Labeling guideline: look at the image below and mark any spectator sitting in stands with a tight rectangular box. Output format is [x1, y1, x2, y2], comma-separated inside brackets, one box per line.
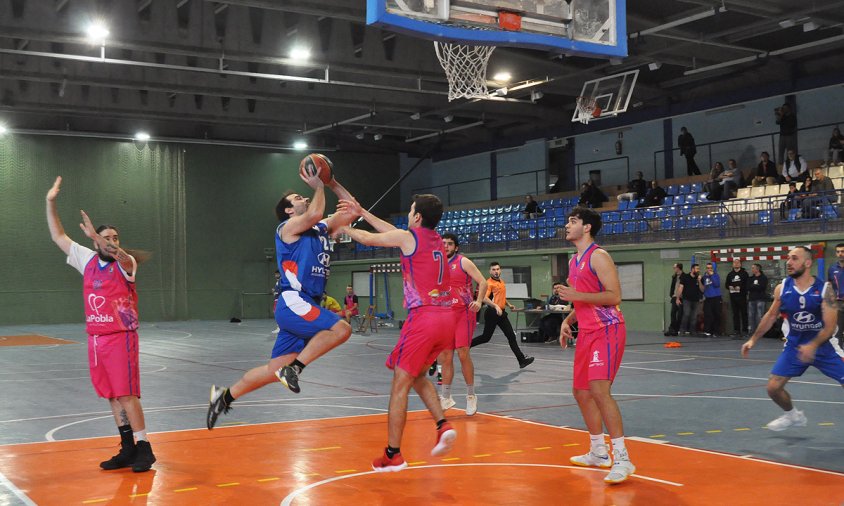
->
[523, 195, 543, 219]
[577, 180, 607, 209]
[636, 180, 667, 208]
[799, 175, 813, 193]
[800, 167, 836, 219]
[824, 127, 844, 167]
[717, 159, 742, 200]
[751, 152, 778, 187]
[779, 182, 800, 219]
[320, 292, 342, 314]
[782, 149, 808, 184]
[616, 171, 647, 203]
[705, 161, 725, 200]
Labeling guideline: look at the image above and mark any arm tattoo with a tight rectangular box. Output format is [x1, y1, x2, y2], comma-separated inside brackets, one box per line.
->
[823, 282, 839, 311]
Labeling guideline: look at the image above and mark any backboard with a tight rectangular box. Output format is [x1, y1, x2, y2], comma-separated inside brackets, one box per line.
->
[572, 69, 638, 123]
[367, 0, 627, 57]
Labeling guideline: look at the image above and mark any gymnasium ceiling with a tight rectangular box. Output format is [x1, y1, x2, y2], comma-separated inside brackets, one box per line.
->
[1, 0, 843, 156]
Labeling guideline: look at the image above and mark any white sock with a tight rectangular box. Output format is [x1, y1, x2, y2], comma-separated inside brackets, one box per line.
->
[467, 384, 475, 397]
[441, 384, 451, 399]
[611, 436, 626, 454]
[589, 433, 607, 455]
[133, 430, 147, 442]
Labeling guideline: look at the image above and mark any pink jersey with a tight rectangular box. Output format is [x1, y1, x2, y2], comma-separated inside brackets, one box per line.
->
[401, 228, 452, 309]
[83, 257, 139, 335]
[447, 254, 473, 307]
[567, 242, 624, 332]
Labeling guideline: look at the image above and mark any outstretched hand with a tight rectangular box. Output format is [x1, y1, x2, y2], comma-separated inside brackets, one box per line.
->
[300, 165, 324, 189]
[46, 176, 62, 201]
[79, 210, 117, 256]
[337, 198, 363, 218]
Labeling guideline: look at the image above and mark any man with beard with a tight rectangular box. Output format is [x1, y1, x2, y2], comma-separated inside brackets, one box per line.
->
[46, 176, 156, 473]
[558, 207, 635, 484]
[436, 233, 487, 416]
[741, 247, 844, 431]
[470, 262, 535, 369]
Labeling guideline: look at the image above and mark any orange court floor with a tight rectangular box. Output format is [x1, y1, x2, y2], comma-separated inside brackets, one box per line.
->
[1, 411, 842, 506]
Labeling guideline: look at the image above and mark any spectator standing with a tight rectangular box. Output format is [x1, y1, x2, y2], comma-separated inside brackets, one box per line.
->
[700, 262, 722, 337]
[664, 263, 684, 337]
[726, 259, 749, 337]
[747, 263, 769, 334]
[677, 264, 702, 335]
[782, 149, 808, 184]
[775, 103, 798, 167]
[678, 127, 701, 176]
[751, 152, 778, 187]
[636, 180, 667, 208]
[800, 167, 836, 219]
[616, 171, 647, 203]
[824, 127, 843, 167]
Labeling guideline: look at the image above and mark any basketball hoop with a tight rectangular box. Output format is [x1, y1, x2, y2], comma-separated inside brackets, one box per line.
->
[434, 41, 496, 101]
[575, 95, 602, 124]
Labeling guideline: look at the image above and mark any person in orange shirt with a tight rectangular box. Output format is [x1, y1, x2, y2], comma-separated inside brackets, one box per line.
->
[469, 262, 535, 369]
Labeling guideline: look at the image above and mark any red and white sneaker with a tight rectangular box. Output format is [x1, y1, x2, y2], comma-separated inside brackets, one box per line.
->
[431, 422, 457, 457]
[372, 451, 408, 473]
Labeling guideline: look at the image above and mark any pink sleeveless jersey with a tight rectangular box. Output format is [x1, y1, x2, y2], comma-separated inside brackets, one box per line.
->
[401, 228, 452, 309]
[567, 243, 624, 332]
[448, 254, 473, 307]
[83, 257, 139, 335]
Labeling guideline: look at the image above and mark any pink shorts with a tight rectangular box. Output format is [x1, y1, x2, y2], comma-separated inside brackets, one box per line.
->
[387, 306, 456, 376]
[450, 306, 477, 349]
[573, 324, 626, 390]
[88, 331, 141, 399]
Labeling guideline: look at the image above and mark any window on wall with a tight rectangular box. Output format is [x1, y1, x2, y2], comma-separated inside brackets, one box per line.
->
[616, 262, 644, 301]
[500, 266, 532, 299]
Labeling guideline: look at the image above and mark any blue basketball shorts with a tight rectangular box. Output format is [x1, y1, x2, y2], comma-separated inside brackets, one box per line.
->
[272, 291, 341, 358]
[771, 340, 844, 384]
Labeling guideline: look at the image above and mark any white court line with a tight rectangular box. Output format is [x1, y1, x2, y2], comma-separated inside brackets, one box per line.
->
[43, 403, 388, 441]
[0, 470, 36, 506]
[479, 412, 844, 477]
[622, 358, 696, 365]
[280, 462, 682, 505]
[620, 364, 844, 387]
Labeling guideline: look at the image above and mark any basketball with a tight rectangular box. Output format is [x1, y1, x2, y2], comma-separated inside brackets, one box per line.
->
[299, 153, 334, 184]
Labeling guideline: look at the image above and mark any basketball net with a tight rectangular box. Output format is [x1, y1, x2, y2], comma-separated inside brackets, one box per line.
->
[434, 41, 496, 101]
[576, 95, 601, 124]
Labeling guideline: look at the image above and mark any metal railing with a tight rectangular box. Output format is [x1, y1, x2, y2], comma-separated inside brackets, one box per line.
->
[410, 168, 548, 206]
[332, 190, 844, 261]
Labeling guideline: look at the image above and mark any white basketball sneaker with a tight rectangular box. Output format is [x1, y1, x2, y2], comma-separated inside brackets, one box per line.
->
[604, 448, 636, 484]
[440, 396, 456, 411]
[766, 410, 807, 431]
[570, 446, 612, 469]
[465, 395, 478, 416]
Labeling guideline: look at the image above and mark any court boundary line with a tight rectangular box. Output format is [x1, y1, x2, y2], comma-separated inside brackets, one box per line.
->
[0, 470, 36, 506]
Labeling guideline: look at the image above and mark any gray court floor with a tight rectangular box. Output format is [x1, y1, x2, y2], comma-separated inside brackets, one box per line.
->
[1, 319, 843, 502]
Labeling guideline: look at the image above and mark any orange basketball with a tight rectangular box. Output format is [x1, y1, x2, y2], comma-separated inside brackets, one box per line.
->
[299, 153, 334, 184]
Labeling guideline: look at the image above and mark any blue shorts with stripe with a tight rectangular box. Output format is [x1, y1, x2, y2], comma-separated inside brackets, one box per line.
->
[272, 291, 340, 358]
[771, 340, 844, 383]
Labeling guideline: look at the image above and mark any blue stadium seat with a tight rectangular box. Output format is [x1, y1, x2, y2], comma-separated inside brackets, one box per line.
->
[685, 193, 699, 204]
[678, 184, 689, 195]
[612, 222, 623, 234]
[786, 208, 800, 221]
[753, 210, 773, 225]
[667, 184, 679, 196]
[618, 200, 630, 210]
[642, 208, 656, 219]
[661, 218, 674, 230]
[663, 196, 674, 206]
[821, 205, 839, 219]
[691, 182, 703, 194]
[673, 195, 686, 205]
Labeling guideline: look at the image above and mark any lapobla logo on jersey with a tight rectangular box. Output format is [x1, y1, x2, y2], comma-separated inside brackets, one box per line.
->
[87, 294, 114, 323]
[790, 310, 822, 331]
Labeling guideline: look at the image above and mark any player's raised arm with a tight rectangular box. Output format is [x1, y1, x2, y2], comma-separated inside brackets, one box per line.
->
[337, 198, 396, 233]
[342, 225, 416, 255]
[282, 170, 327, 240]
[45, 176, 73, 255]
[742, 283, 783, 357]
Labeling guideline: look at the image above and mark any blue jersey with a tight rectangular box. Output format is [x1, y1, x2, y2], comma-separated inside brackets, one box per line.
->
[779, 276, 828, 345]
[275, 220, 331, 301]
[827, 263, 844, 300]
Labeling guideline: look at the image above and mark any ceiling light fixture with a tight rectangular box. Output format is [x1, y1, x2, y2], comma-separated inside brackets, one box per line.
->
[134, 131, 150, 141]
[0, 124, 7, 135]
[373, 134, 383, 141]
[289, 47, 311, 61]
[86, 21, 109, 43]
[492, 71, 512, 81]
[293, 140, 308, 150]
[443, 115, 454, 123]
[648, 62, 662, 71]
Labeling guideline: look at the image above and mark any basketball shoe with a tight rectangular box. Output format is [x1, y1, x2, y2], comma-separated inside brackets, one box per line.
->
[100, 444, 136, 470]
[131, 441, 156, 473]
[465, 395, 478, 416]
[431, 422, 457, 457]
[604, 448, 635, 484]
[766, 409, 807, 431]
[440, 396, 456, 410]
[206, 385, 232, 430]
[275, 365, 301, 393]
[570, 447, 612, 469]
[372, 450, 407, 473]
